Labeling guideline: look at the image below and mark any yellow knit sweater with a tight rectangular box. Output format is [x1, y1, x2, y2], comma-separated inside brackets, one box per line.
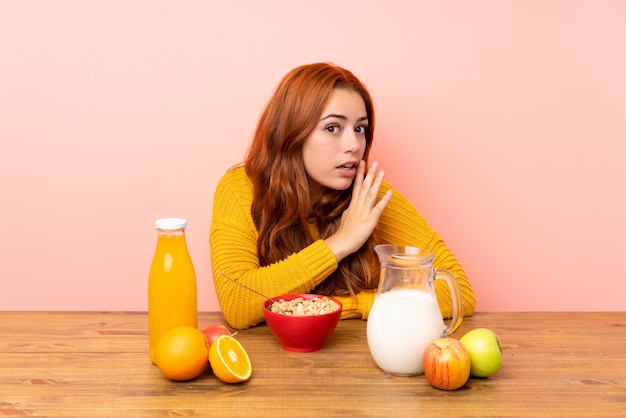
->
[210, 166, 476, 329]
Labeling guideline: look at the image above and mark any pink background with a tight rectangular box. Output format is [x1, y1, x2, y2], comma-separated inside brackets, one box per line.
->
[2, 1, 625, 312]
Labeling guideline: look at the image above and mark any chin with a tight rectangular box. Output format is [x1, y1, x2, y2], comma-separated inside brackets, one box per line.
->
[331, 182, 353, 192]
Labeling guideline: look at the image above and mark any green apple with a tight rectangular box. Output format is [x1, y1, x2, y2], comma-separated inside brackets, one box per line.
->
[459, 328, 503, 377]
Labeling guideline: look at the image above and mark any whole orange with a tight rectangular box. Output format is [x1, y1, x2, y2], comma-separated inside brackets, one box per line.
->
[154, 326, 209, 381]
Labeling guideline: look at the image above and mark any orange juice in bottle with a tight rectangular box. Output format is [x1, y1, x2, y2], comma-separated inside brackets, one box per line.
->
[148, 218, 197, 364]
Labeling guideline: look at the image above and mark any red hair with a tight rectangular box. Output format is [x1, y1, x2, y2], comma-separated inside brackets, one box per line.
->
[244, 63, 379, 296]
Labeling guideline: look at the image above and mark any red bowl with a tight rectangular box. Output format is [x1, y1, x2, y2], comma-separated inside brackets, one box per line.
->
[263, 294, 342, 352]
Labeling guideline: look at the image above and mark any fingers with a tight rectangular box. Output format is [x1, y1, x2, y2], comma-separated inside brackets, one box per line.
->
[326, 160, 392, 262]
[353, 160, 386, 204]
[351, 160, 366, 194]
[375, 189, 393, 212]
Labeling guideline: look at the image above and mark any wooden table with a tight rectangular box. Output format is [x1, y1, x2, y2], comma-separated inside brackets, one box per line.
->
[1, 311, 625, 417]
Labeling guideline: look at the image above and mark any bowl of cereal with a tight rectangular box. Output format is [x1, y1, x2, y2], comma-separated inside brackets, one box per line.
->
[263, 294, 342, 352]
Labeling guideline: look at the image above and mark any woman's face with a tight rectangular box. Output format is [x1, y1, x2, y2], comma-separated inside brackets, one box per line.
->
[302, 88, 368, 202]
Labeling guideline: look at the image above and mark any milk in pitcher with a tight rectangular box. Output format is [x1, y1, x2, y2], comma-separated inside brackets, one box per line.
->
[366, 288, 444, 375]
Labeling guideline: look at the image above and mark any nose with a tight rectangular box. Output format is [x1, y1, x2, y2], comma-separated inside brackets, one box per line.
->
[342, 130, 362, 153]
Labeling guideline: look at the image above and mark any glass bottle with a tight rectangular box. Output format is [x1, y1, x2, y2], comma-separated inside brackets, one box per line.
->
[148, 218, 197, 364]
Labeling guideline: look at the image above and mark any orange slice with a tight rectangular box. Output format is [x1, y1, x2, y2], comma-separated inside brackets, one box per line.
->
[208, 334, 252, 383]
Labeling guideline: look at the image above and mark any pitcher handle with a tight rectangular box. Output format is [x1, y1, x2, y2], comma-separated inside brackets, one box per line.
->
[434, 268, 464, 337]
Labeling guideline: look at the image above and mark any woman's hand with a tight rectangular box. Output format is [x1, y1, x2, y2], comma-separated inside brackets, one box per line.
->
[324, 160, 392, 262]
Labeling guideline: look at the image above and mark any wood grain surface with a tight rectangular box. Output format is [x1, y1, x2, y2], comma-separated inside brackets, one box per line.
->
[1, 311, 625, 417]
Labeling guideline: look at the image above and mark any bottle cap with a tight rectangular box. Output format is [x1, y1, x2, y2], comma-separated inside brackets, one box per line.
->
[155, 218, 187, 230]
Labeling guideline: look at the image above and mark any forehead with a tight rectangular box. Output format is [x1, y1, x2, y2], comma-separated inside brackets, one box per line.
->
[322, 88, 367, 116]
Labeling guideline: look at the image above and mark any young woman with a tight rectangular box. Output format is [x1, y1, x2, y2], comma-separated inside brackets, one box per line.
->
[210, 63, 476, 329]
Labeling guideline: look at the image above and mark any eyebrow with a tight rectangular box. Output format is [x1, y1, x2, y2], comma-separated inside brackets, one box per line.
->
[320, 114, 369, 122]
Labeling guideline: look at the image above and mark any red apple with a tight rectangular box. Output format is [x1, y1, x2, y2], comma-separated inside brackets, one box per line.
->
[202, 324, 231, 346]
[422, 337, 471, 390]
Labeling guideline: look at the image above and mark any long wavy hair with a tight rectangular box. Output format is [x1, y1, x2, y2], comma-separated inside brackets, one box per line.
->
[244, 63, 380, 297]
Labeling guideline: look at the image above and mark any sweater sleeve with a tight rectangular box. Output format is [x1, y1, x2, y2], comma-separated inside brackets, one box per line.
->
[333, 291, 377, 320]
[209, 168, 338, 329]
[374, 182, 476, 318]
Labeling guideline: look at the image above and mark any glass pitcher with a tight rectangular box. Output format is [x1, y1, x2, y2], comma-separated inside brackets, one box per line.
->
[366, 245, 463, 376]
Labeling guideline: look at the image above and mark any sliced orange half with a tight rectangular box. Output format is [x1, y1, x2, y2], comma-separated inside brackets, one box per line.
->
[209, 334, 252, 383]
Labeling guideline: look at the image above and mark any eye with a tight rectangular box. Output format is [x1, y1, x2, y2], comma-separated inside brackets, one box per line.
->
[325, 124, 341, 134]
[355, 124, 368, 135]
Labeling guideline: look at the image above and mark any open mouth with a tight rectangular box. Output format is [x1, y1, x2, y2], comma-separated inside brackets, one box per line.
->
[337, 163, 356, 170]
